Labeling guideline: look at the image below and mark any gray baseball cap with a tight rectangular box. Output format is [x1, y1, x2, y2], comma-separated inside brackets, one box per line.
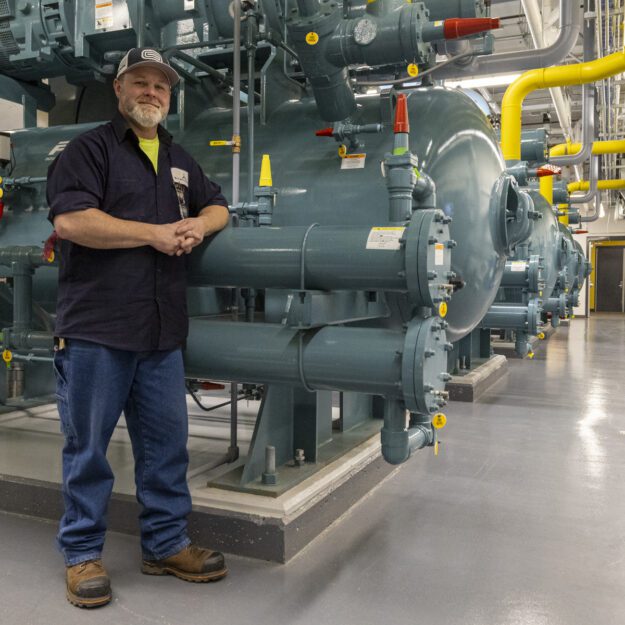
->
[116, 47, 180, 87]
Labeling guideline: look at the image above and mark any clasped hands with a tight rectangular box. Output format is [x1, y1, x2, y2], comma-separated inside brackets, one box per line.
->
[153, 217, 206, 256]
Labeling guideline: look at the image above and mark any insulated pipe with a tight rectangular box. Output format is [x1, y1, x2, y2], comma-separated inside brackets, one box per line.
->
[501, 49, 625, 162]
[549, 15, 596, 167]
[550, 139, 625, 157]
[185, 321, 413, 398]
[381, 399, 433, 466]
[190, 214, 451, 308]
[480, 301, 542, 335]
[580, 193, 601, 222]
[568, 154, 599, 205]
[568, 179, 625, 192]
[500, 256, 543, 292]
[432, 0, 580, 80]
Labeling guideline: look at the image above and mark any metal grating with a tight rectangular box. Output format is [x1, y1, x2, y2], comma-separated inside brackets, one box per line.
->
[0, 0, 12, 19]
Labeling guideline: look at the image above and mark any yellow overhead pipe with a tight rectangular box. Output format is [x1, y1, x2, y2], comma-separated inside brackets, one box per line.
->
[501, 49, 625, 162]
[550, 140, 625, 157]
[567, 179, 625, 192]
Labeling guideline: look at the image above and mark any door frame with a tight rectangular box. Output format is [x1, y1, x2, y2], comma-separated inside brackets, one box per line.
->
[587, 237, 625, 314]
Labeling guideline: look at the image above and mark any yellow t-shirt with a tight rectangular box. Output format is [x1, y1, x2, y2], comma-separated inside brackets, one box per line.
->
[138, 135, 159, 173]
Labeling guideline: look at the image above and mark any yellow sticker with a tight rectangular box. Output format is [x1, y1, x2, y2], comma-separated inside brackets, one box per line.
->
[2, 349, 12, 363]
[47, 250, 55, 263]
[407, 63, 419, 78]
[209, 140, 230, 146]
[306, 32, 319, 45]
[432, 413, 447, 430]
[338, 144, 347, 158]
[438, 301, 447, 318]
[0, 188, 4, 199]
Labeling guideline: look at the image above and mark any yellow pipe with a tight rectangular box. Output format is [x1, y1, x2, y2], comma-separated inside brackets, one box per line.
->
[550, 140, 625, 157]
[557, 203, 569, 226]
[567, 179, 625, 192]
[501, 49, 625, 161]
[539, 175, 554, 204]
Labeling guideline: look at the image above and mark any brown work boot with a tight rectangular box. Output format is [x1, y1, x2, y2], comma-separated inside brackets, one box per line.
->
[142, 544, 227, 582]
[66, 559, 111, 608]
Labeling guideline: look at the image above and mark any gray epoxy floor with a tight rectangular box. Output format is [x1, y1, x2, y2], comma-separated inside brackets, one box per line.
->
[2, 315, 625, 625]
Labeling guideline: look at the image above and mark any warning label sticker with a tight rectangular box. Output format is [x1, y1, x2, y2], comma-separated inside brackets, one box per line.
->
[366, 227, 405, 250]
[341, 154, 366, 170]
[435, 242, 445, 266]
[95, 1, 113, 29]
[510, 261, 526, 272]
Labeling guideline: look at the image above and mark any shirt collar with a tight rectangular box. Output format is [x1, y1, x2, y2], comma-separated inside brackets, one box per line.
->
[112, 111, 172, 146]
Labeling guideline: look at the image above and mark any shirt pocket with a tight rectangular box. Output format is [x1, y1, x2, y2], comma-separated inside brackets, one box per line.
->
[105, 177, 147, 220]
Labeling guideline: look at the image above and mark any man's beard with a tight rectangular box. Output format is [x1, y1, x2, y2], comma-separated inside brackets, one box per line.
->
[126, 101, 165, 128]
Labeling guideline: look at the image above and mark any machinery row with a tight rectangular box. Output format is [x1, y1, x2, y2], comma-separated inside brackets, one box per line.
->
[0, 0, 604, 491]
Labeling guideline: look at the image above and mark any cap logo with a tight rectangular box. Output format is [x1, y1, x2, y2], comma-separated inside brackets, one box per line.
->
[141, 49, 163, 63]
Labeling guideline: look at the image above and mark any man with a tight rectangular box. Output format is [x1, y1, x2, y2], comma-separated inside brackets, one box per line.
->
[46, 47, 230, 609]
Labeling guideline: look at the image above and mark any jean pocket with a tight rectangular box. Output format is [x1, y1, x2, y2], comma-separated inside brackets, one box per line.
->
[53, 351, 68, 399]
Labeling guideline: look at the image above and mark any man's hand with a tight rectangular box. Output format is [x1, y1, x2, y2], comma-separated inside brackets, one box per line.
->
[150, 223, 186, 256]
[175, 218, 206, 256]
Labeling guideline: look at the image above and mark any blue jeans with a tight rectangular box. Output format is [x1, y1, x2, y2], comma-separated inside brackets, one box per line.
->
[54, 339, 191, 566]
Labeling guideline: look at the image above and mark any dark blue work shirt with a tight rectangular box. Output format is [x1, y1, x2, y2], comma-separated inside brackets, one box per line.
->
[47, 112, 228, 352]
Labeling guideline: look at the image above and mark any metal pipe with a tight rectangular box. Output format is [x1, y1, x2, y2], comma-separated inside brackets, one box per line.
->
[568, 179, 625, 192]
[381, 398, 433, 465]
[136, 0, 145, 48]
[11, 263, 32, 333]
[501, 49, 625, 162]
[550, 10, 596, 167]
[232, 0, 242, 207]
[167, 50, 235, 89]
[185, 321, 405, 398]
[246, 12, 257, 203]
[432, 0, 580, 80]
[190, 221, 436, 297]
[569, 154, 599, 204]
[260, 45, 277, 125]
[580, 192, 601, 222]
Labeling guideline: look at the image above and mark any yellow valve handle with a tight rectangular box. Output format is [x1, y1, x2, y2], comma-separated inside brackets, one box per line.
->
[434, 440, 440, 456]
[338, 144, 347, 158]
[528, 351, 535, 360]
[538, 332, 545, 340]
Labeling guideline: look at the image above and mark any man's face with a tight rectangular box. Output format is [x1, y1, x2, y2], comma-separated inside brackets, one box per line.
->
[114, 66, 171, 130]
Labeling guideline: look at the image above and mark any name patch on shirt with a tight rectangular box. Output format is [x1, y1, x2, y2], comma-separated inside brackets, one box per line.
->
[171, 167, 189, 218]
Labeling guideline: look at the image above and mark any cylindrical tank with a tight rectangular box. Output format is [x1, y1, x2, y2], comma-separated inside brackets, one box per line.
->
[180, 89, 511, 342]
[524, 190, 565, 299]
